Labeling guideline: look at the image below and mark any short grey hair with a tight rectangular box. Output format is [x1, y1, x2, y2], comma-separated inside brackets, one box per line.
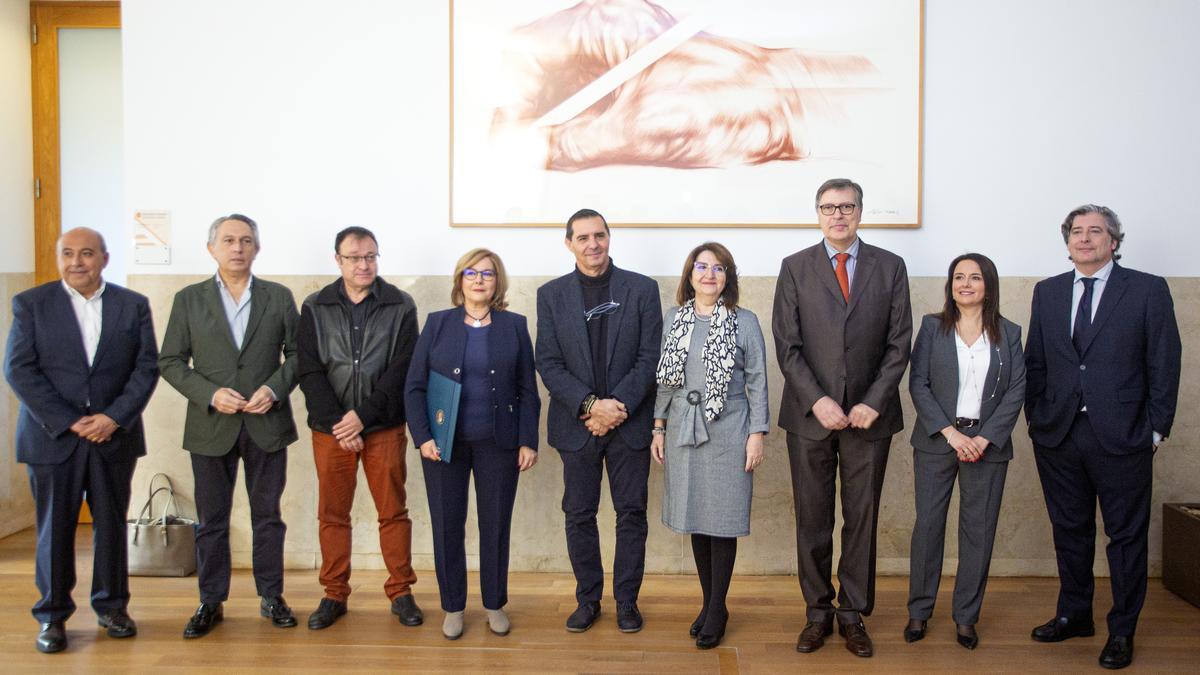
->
[207, 213, 260, 247]
[1060, 204, 1123, 261]
[815, 178, 864, 210]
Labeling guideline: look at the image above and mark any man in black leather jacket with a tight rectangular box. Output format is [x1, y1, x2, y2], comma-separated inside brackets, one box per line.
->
[297, 226, 423, 630]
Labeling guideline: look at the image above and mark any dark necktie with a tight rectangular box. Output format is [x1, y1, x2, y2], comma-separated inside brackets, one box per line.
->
[834, 253, 851, 302]
[1072, 277, 1096, 356]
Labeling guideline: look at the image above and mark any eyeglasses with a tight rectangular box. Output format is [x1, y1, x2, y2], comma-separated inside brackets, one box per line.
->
[693, 262, 727, 275]
[584, 299, 620, 322]
[338, 253, 379, 265]
[818, 203, 858, 216]
[462, 268, 496, 281]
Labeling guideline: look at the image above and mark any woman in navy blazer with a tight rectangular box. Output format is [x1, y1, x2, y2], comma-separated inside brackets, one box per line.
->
[904, 253, 1026, 651]
[404, 248, 539, 640]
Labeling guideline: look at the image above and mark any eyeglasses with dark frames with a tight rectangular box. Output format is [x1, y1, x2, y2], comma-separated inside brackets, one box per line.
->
[462, 268, 497, 281]
[337, 253, 379, 265]
[818, 203, 859, 216]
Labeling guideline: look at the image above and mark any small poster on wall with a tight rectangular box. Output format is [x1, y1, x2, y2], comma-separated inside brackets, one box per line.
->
[133, 209, 171, 264]
[451, 0, 923, 228]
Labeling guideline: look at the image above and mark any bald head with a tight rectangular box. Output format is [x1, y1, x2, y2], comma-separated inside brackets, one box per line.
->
[57, 227, 109, 297]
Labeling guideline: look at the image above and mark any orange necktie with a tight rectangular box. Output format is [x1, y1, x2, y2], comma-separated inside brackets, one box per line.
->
[834, 252, 851, 302]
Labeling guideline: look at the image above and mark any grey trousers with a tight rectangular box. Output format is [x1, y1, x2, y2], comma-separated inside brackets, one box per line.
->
[787, 431, 891, 624]
[907, 449, 1008, 626]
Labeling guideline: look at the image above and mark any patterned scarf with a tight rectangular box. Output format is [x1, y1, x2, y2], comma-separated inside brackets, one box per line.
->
[654, 298, 739, 421]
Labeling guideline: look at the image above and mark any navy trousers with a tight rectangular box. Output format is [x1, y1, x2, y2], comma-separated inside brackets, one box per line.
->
[559, 434, 650, 605]
[1034, 412, 1153, 637]
[27, 443, 136, 624]
[190, 426, 288, 604]
[422, 438, 520, 612]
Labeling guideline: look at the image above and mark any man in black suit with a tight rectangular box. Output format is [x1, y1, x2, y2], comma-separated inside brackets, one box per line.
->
[4, 228, 159, 654]
[1025, 204, 1181, 670]
[535, 209, 662, 633]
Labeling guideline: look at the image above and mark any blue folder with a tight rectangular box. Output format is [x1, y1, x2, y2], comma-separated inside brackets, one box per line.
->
[426, 370, 461, 463]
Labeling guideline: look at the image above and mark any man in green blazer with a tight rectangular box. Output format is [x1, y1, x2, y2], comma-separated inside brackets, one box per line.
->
[159, 214, 300, 639]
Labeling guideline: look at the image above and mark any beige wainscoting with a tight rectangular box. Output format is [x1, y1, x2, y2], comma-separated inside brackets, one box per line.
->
[1, 272, 36, 539]
[122, 274, 1199, 577]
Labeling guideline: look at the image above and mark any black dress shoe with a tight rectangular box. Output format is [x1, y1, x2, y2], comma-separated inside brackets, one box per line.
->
[838, 619, 874, 658]
[1031, 615, 1095, 642]
[260, 596, 297, 628]
[1099, 635, 1134, 670]
[391, 594, 424, 626]
[904, 619, 927, 643]
[689, 608, 707, 638]
[565, 602, 601, 633]
[97, 609, 138, 638]
[696, 611, 727, 650]
[183, 603, 224, 639]
[956, 624, 979, 650]
[36, 621, 66, 653]
[617, 602, 643, 633]
[308, 598, 347, 630]
[795, 620, 833, 653]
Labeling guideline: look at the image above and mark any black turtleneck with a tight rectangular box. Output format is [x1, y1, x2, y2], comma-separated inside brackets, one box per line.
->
[576, 261, 614, 397]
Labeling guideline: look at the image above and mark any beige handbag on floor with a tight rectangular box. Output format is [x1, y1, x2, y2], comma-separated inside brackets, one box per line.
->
[127, 473, 197, 577]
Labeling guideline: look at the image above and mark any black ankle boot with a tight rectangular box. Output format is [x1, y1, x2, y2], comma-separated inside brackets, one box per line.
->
[696, 610, 728, 649]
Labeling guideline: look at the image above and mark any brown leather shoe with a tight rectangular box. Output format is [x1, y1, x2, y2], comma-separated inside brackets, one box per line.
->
[838, 619, 874, 657]
[795, 620, 833, 653]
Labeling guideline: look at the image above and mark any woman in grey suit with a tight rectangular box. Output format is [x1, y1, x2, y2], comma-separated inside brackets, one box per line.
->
[651, 242, 770, 650]
[904, 253, 1025, 650]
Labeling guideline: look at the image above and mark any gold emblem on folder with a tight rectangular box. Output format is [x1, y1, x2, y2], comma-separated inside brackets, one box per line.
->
[435, 409, 446, 426]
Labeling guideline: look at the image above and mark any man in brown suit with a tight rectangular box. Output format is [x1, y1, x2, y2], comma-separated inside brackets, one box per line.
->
[772, 178, 912, 658]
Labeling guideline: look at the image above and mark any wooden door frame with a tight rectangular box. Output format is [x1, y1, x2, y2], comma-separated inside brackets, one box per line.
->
[30, 1, 120, 285]
[30, 2, 120, 524]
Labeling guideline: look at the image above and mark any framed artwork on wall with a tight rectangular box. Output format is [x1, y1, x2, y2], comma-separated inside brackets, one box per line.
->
[451, 0, 923, 228]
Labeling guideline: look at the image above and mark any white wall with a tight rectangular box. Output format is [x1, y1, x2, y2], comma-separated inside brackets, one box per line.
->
[122, 0, 1200, 278]
[60, 28, 126, 283]
[0, 0, 34, 538]
[0, 0, 33, 273]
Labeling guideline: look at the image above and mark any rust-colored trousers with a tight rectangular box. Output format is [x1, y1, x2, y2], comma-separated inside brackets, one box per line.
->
[312, 427, 416, 602]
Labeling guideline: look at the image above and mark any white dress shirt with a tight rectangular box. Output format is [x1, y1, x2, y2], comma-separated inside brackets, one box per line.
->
[954, 331, 990, 419]
[63, 280, 105, 367]
[1069, 259, 1113, 336]
[216, 273, 253, 349]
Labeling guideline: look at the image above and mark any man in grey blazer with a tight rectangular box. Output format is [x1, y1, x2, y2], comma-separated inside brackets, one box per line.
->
[159, 214, 301, 638]
[535, 209, 662, 634]
[772, 178, 912, 658]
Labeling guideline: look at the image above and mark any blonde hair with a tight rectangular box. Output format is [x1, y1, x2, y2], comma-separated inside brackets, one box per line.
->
[451, 248, 509, 310]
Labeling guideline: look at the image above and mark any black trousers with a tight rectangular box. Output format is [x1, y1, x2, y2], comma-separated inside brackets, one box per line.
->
[559, 433, 650, 604]
[422, 438, 520, 612]
[787, 430, 891, 624]
[190, 426, 288, 604]
[27, 443, 136, 623]
[1034, 412, 1153, 637]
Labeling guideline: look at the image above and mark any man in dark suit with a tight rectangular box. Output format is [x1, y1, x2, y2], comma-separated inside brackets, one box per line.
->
[535, 208, 662, 633]
[1025, 204, 1181, 670]
[159, 214, 301, 638]
[4, 227, 158, 653]
[772, 178, 912, 658]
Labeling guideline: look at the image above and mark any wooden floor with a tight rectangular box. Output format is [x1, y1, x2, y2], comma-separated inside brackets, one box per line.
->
[1, 528, 1197, 673]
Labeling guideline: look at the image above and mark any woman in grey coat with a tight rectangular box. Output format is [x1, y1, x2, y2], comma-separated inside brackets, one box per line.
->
[651, 242, 770, 650]
[904, 252, 1025, 650]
